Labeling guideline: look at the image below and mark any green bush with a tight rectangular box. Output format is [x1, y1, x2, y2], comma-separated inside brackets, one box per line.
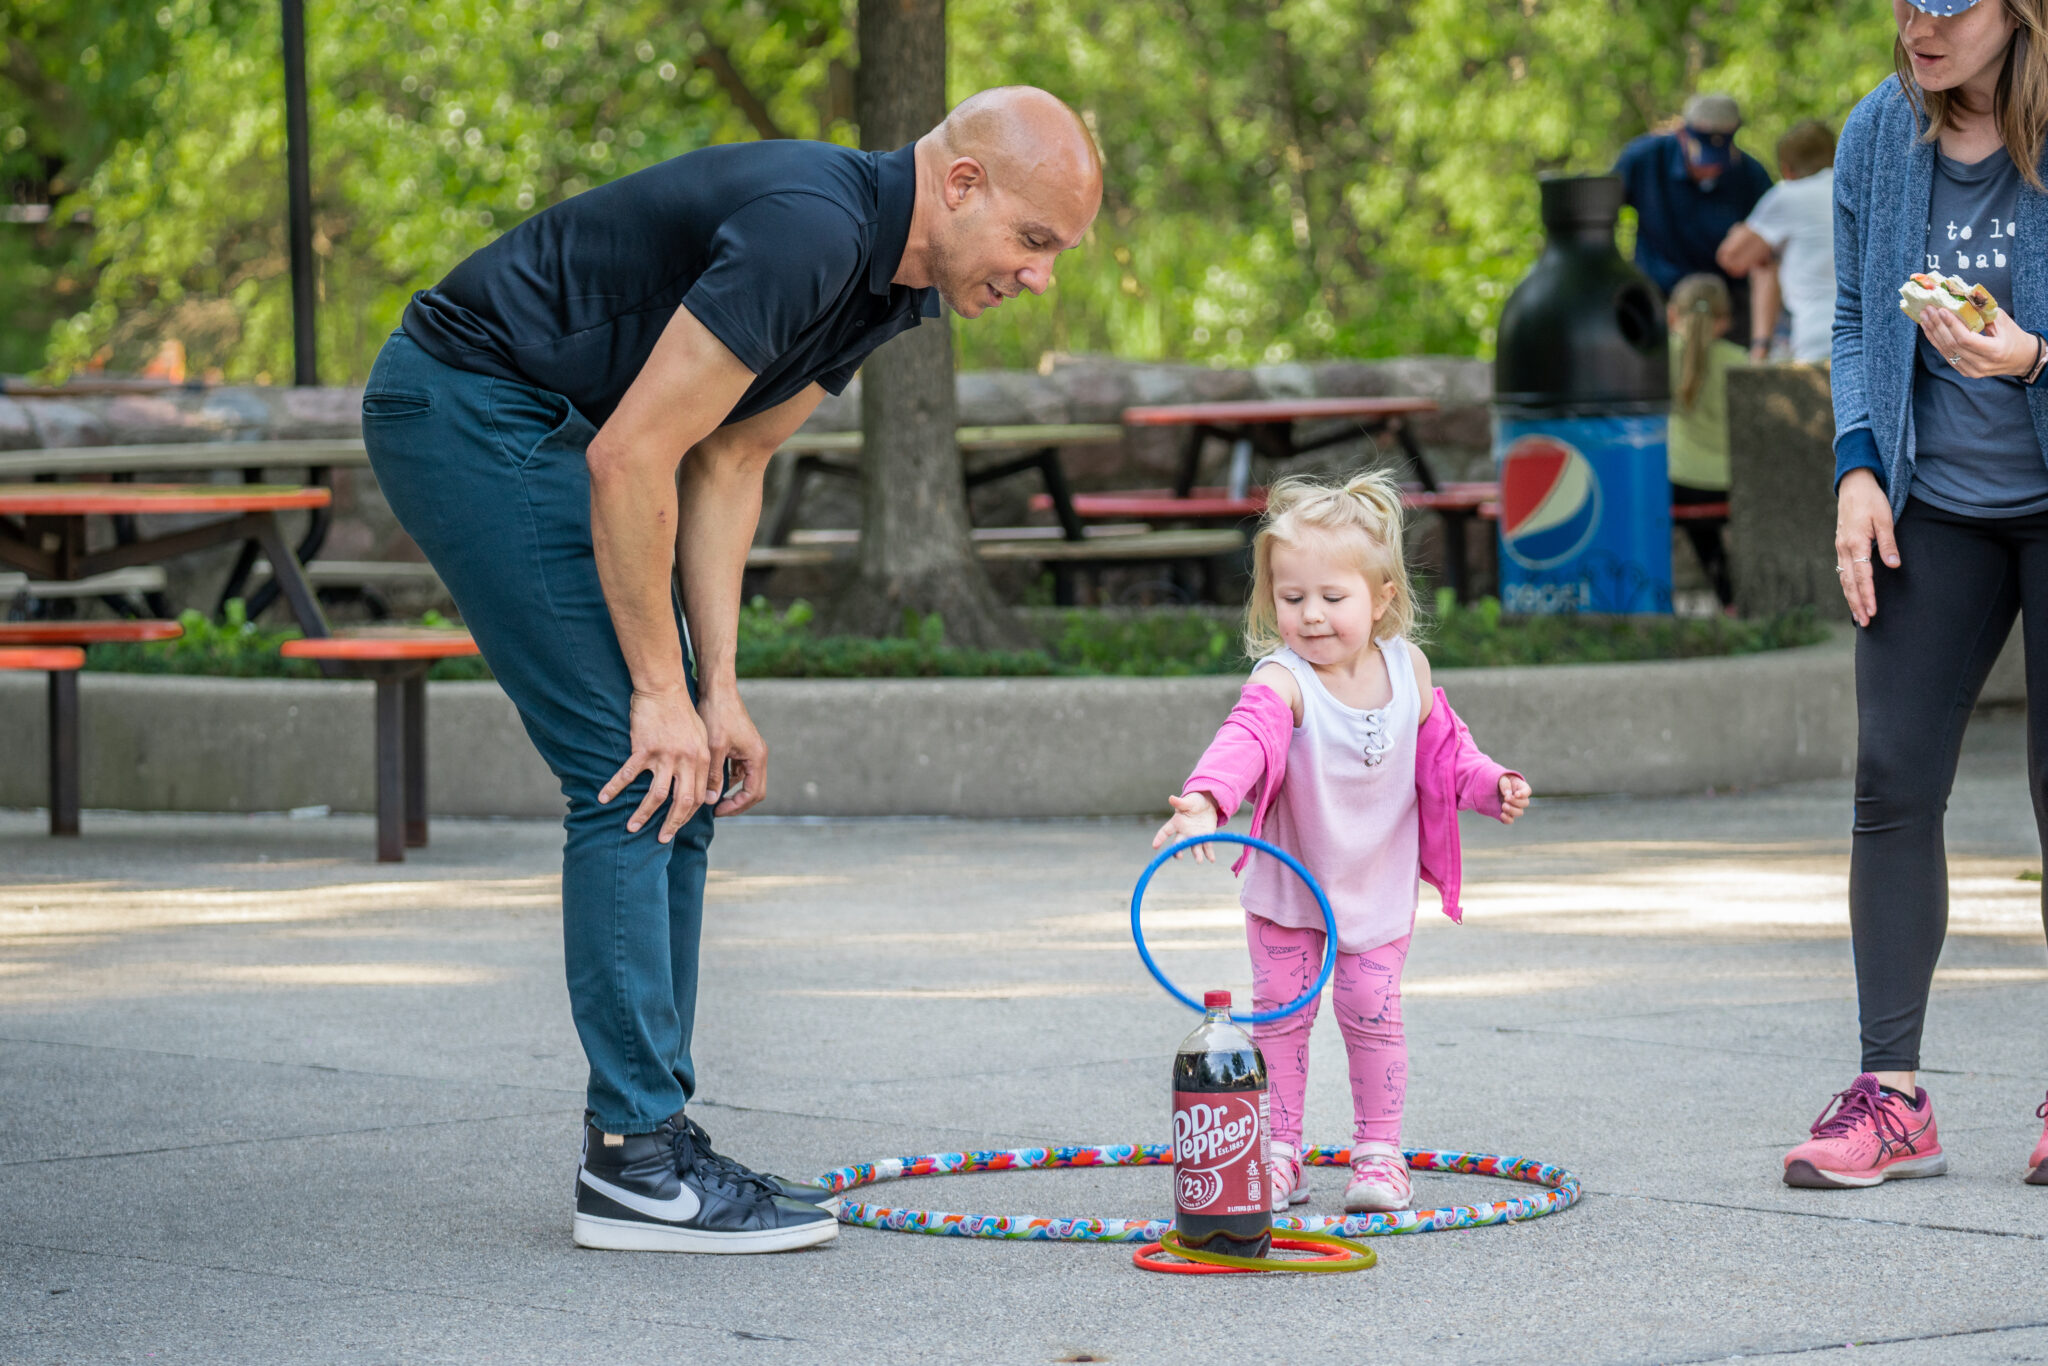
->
[77, 595, 1829, 681]
[81, 601, 492, 681]
[1422, 593, 1830, 669]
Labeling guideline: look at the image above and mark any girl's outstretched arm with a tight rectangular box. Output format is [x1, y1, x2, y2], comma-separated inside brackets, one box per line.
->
[1159, 672, 1300, 863]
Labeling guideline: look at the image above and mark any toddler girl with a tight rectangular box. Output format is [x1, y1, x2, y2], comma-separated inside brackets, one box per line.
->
[1666, 272, 1745, 607]
[1153, 470, 1530, 1212]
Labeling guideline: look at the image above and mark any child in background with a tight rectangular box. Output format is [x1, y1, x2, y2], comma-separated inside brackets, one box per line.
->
[1153, 471, 1531, 1212]
[1667, 272, 1745, 608]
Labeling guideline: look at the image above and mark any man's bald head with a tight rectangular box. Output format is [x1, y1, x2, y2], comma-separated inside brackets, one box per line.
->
[898, 86, 1103, 319]
[937, 86, 1102, 195]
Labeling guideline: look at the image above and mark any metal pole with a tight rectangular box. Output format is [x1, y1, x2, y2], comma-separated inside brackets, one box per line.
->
[281, 0, 317, 386]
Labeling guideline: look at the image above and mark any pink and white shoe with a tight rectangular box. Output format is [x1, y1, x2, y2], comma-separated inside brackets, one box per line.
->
[1342, 1141, 1412, 1212]
[2028, 1093, 2048, 1186]
[1783, 1074, 1946, 1189]
[1268, 1142, 1310, 1211]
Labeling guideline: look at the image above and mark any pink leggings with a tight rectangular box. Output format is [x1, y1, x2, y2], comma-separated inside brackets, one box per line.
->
[1246, 913, 1409, 1149]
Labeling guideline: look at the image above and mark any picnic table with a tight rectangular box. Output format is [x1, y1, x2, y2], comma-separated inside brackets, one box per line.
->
[0, 439, 358, 618]
[0, 483, 333, 637]
[1122, 396, 1444, 502]
[761, 423, 1125, 546]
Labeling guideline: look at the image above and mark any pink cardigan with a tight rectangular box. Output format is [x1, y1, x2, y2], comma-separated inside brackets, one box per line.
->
[1183, 682, 1519, 924]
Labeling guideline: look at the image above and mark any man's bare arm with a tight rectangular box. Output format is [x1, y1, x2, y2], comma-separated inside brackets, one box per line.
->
[676, 384, 828, 816]
[585, 305, 757, 839]
[1716, 222, 1775, 278]
[1748, 260, 1783, 356]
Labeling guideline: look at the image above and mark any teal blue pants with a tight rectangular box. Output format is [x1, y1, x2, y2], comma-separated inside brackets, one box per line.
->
[361, 329, 711, 1133]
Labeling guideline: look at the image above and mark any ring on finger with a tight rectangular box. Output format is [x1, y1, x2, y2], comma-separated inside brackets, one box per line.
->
[1949, 352, 1963, 366]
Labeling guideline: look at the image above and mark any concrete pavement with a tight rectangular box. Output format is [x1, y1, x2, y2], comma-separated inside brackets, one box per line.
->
[2, 711, 2044, 1365]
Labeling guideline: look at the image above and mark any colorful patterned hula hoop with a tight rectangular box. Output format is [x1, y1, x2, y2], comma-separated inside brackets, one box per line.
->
[815, 1144, 1581, 1241]
[1134, 832, 1335, 1024]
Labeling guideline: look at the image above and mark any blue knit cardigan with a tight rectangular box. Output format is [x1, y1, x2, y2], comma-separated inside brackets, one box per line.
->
[1831, 75, 2048, 511]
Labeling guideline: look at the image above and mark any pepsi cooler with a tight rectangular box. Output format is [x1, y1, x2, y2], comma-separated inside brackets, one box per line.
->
[1493, 176, 1672, 615]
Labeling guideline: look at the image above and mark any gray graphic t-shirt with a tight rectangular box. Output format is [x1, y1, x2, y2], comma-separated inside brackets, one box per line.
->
[1912, 146, 2048, 517]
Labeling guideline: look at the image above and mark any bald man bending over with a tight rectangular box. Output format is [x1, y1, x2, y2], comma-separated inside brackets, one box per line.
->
[363, 87, 1101, 1254]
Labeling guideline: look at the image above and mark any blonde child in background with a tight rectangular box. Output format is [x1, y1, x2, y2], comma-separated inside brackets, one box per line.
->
[1152, 471, 1531, 1213]
[1667, 272, 1746, 607]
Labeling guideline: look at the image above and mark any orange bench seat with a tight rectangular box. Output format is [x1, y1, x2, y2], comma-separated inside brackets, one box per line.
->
[279, 628, 480, 862]
[0, 621, 183, 646]
[1, 645, 87, 837]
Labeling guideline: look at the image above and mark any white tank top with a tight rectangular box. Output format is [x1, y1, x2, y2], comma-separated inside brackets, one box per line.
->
[1239, 639, 1422, 954]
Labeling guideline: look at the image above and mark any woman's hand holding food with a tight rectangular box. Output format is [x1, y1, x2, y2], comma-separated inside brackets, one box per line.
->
[1919, 302, 2038, 379]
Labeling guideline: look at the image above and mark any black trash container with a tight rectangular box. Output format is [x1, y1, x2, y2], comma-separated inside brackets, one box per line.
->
[1493, 175, 1672, 614]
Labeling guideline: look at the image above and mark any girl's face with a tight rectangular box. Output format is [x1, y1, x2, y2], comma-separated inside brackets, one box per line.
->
[1269, 535, 1396, 666]
[1896, 0, 2018, 93]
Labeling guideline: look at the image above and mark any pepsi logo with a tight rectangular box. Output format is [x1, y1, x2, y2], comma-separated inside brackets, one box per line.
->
[1500, 435, 1603, 570]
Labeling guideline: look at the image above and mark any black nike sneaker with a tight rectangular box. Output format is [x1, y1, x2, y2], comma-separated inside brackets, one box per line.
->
[677, 1115, 841, 1214]
[573, 1114, 838, 1253]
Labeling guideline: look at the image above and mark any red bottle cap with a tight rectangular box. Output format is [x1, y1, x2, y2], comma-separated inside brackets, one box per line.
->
[1203, 989, 1232, 1010]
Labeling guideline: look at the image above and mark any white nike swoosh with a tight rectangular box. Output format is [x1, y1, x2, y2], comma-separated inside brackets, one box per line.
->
[579, 1168, 702, 1223]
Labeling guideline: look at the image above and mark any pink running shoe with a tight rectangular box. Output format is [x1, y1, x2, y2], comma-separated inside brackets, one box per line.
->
[1783, 1074, 1946, 1189]
[2028, 1093, 2048, 1186]
[1269, 1141, 1310, 1211]
[1342, 1141, 1412, 1212]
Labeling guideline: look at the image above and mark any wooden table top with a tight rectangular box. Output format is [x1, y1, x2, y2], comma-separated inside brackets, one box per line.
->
[1121, 397, 1440, 427]
[0, 483, 332, 515]
[0, 424, 1127, 479]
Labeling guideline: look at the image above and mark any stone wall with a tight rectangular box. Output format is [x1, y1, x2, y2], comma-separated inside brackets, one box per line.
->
[1725, 363, 2023, 705]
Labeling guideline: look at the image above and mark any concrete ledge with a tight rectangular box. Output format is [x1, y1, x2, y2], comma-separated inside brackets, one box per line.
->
[0, 635, 1868, 819]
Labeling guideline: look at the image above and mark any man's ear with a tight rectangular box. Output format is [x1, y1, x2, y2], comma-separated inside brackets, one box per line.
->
[944, 156, 986, 210]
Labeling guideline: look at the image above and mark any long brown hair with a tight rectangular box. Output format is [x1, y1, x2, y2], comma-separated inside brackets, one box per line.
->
[1670, 274, 1731, 413]
[1896, 0, 2048, 189]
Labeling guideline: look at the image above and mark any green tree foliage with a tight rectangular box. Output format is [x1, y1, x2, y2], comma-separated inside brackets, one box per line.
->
[0, 0, 180, 371]
[5, 0, 1897, 382]
[969, 0, 1896, 368]
[32, 0, 852, 380]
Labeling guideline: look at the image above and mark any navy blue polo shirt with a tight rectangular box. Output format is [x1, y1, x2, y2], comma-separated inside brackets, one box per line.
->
[402, 140, 938, 429]
[1613, 132, 1773, 297]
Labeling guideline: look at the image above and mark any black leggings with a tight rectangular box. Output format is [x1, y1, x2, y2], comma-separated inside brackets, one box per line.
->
[1672, 482, 1733, 607]
[1851, 497, 2048, 1072]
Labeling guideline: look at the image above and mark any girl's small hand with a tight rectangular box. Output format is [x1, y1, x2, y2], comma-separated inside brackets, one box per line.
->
[1153, 792, 1221, 861]
[1498, 774, 1532, 824]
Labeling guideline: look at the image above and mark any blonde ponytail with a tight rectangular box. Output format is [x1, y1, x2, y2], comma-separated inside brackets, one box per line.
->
[1244, 467, 1420, 658]
[1670, 273, 1732, 413]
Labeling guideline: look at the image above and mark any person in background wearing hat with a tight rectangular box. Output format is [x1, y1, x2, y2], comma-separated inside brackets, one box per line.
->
[1796, 0, 2048, 1193]
[1614, 93, 1775, 338]
[1716, 120, 1839, 363]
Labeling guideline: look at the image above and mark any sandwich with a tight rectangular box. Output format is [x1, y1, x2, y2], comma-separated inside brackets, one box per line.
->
[1899, 273, 2001, 333]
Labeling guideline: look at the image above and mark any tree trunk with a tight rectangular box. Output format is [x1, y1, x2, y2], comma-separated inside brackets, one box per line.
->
[825, 0, 1033, 648]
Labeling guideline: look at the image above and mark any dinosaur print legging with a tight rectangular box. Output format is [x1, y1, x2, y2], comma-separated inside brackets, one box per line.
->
[1246, 913, 1410, 1149]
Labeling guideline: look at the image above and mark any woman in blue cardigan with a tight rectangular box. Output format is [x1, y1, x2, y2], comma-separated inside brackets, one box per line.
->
[1793, 0, 2048, 1190]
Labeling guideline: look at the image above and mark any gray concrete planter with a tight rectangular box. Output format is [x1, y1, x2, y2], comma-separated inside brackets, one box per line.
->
[0, 634, 1887, 820]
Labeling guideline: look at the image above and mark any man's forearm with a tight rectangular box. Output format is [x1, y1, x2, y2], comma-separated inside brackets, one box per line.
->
[1751, 264, 1782, 350]
[590, 463, 690, 696]
[675, 447, 770, 695]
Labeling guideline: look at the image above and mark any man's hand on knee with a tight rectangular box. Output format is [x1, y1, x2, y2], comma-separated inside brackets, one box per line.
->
[599, 685, 712, 840]
[700, 687, 768, 817]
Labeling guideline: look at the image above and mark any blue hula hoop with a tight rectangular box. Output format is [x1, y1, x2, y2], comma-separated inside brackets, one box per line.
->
[1131, 833, 1336, 1025]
